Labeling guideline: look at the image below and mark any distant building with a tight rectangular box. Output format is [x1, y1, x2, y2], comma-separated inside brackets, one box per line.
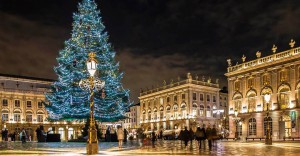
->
[123, 103, 140, 130]
[225, 41, 300, 140]
[0, 74, 83, 141]
[139, 73, 227, 136]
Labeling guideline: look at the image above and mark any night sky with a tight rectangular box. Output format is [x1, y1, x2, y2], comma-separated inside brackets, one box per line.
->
[1, 0, 300, 102]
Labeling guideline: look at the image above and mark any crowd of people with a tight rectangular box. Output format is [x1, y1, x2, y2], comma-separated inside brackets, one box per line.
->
[178, 125, 219, 149]
[1, 128, 30, 143]
[105, 126, 128, 148]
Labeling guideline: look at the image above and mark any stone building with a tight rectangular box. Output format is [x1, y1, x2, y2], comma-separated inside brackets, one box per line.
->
[0, 74, 83, 141]
[225, 40, 300, 140]
[122, 103, 140, 139]
[139, 73, 227, 135]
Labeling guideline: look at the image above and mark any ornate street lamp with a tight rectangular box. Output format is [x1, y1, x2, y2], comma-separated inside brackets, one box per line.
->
[79, 52, 105, 155]
[264, 93, 272, 145]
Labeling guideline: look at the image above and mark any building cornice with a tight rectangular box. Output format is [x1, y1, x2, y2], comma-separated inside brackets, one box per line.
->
[225, 47, 300, 77]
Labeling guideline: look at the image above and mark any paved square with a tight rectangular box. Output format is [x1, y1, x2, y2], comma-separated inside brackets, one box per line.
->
[1, 140, 300, 155]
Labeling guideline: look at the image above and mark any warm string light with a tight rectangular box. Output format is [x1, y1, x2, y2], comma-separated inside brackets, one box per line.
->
[45, 0, 132, 122]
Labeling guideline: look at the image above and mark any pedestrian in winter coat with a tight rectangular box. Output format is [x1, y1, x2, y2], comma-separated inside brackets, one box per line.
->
[212, 125, 218, 146]
[117, 126, 124, 148]
[181, 127, 190, 147]
[206, 125, 213, 150]
[195, 127, 206, 148]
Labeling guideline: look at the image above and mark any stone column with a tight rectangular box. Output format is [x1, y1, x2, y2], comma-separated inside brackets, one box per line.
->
[65, 126, 68, 141]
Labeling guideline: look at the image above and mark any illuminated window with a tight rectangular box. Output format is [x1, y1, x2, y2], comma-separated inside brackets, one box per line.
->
[160, 98, 163, 105]
[279, 88, 289, 109]
[2, 113, 8, 121]
[248, 118, 256, 135]
[38, 101, 43, 108]
[200, 94, 204, 101]
[182, 94, 185, 100]
[193, 93, 197, 100]
[279, 70, 287, 82]
[37, 115, 43, 122]
[2, 99, 8, 107]
[236, 123, 242, 136]
[262, 75, 270, 85]
[26, 114, 32, 122]
[207, 95, 210, 102]
[173, 104, 178, 111]
[248, 78, 254, 88]
[14, 114, 21, 122]
[234, 81, 240, 91]
[264, 117, 272, 136]
[206, 106, 211, 117]
[199, 105, 204, 116]
[15, 100, 20, 107]
[27, 101, 32, 108]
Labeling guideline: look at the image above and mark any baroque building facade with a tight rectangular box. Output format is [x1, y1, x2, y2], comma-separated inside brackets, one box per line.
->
[139, 73, 227, 135]
[0, 74, 83, 141]
[225, 41, 300, 140]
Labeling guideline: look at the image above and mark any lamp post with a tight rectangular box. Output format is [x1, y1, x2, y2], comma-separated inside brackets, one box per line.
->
[264, 93, 272, 145]
[234, 110, 241, 140]
[79, 52, 105, 155]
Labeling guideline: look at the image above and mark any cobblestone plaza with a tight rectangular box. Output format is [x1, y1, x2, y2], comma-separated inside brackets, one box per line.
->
[1, 140, 300, 155]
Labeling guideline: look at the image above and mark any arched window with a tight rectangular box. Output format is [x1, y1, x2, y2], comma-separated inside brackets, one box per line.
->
[58, 127, 65, 140]
[233, 94, 242, 113]
[1, 109, 9, 121]
[68, 128, 74, 140]
[206, 106, 211, 117]
[173, 104, 178, 111]
[279, 87, 290, 109]
[181, 102, 186, 109]
[248, 118, 256, 135]
[264, 117, 272, 136]
[199, 105, 204, 116]
[192, 103, 197, 116]
[236, 123, 242, 136]
[247, 93, 256, 113]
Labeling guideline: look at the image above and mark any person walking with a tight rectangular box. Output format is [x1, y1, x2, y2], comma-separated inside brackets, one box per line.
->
[124, 128, 128, 142]
[206, 125, 212, 150]
[117, 126, 124, 148]
[4, 129, 8, 141]
[21, 128, 27, 143]
[195, 127, 205, 148]
[151, 131, 156, 147]
[211, 125, 218, 146]
[182, 127, 190, 148]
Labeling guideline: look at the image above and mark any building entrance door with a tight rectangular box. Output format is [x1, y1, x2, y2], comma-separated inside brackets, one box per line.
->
[279, 115, 291, 139]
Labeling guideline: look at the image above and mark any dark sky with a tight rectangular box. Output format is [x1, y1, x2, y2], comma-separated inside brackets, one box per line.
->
[1, 0, 300, 102]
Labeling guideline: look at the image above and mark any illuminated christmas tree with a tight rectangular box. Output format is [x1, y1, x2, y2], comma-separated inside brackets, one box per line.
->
[45, 0, 130, 122]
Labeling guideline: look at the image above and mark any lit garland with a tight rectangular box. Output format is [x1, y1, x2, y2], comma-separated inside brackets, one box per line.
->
[45, 0, 132, 122]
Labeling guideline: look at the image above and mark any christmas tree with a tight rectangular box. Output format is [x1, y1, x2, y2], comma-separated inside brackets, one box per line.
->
[45, 0, 131, 122]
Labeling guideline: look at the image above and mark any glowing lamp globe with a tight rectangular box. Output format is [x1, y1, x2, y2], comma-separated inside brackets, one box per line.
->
[87, 52, 98, 77]
[264, 94, 271, 103]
